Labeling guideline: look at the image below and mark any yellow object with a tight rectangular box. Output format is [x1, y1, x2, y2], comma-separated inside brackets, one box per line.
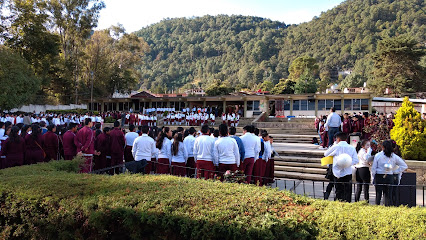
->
[321, 156, 333, 166]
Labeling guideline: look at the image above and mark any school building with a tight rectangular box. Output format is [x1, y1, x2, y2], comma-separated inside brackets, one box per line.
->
[88, 91, 378, 117]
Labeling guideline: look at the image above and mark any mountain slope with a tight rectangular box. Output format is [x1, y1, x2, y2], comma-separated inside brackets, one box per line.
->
[135, 0, 425, 93]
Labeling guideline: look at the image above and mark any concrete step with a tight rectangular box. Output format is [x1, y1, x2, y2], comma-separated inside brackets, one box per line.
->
[276, 150, 325, 158]
[275, 166, 326, 175]
[274, 171, 326, 181]
[275, 161, 327, 169]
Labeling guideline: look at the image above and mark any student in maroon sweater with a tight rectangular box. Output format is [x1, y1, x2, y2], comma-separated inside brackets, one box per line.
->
[1, 126, 25, 168]
[43, 124, 59, 161]
[94, 127, 111, 171]
[62, 123, 78, 160]
[75, 118, 98, 173]
[25, 125, 45, 165]
[109, 121, 125, 174]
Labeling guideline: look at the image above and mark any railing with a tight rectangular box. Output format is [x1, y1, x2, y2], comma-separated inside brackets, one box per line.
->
[90, 160, 425, 207]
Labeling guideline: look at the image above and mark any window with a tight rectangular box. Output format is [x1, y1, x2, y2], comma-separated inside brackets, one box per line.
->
[300, 100, 308, 110]
[334, 99, 342, 110]
[352, 99, 361, 111]
[318, 100, 325, 110]
[247, 101, 253, 111]
[253, 101, 260, 111]
[247, 101, 260, 111]
[325, 99, 334, 110]
[284, 100, 290, 110]
[344, 99, 352, 110]
[308, 100, 316, 110]
[361, 99, 369, 110]
[293, 100, 300, 111]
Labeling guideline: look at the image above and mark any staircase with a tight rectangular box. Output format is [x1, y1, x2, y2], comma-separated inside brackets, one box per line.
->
[274, 148, 328, 181]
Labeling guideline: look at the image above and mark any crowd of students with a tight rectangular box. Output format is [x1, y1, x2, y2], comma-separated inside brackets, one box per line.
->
[320, 108, 408, 206]
[0, 112, 275, 186]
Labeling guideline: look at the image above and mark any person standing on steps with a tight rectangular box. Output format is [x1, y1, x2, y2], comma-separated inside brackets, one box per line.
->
[324, 107, 341, 148]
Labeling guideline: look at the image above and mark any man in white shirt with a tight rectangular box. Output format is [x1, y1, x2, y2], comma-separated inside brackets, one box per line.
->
[324, 107, 342, 147]
[132, 125, 156, 174]
[125, 124, 139, 162]
[240, 125, 261, 184]
[193, 125, 216, 179]
[324, 132, 359, 202]
[183, 127, 197, 177]
[214, 124, 240, 181]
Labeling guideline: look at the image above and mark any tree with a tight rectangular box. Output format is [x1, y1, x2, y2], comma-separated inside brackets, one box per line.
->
[271, 79, 295, 95]
[0, 46, 40, 110]
[293, 71, 318, 94]
[259, 80, 274, 91]
[205, 79, 234, 96]
[369, 35, 426, 96]
[390, 97, 426, 160]
[288, 56, 319, 81]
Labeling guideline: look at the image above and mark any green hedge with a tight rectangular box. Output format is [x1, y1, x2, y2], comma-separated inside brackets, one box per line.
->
[0, 160, 425, 240]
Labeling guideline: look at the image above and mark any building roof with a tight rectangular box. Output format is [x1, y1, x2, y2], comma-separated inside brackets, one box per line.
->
[372, 97, 426, 104]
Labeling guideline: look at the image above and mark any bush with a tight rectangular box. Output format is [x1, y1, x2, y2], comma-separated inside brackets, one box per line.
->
[104, 116, 116, 123]
[390, 97, 426, 160]
[0, 160, 425, 239]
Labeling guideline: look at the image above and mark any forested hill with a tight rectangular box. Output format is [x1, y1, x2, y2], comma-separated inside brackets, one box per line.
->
[135, 0, 425, 93]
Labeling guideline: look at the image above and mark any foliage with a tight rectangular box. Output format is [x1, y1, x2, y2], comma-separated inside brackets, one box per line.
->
[390, 97, 426, 160]
[258, 80, 274, 92]
[0, 46, 40, 110]
[205, 79, 235, 96]
[288, 56, 319, 81]
[370, 35, 426, 96]
[0, 160, 425, 239]
[271, 79, 295, 95]
[134, 0, 425, 92]
[293, 70, 318, 94]
[104, 116, 115, 123]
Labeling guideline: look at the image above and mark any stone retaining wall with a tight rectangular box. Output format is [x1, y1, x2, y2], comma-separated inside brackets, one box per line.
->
[406, 160, 426, 185]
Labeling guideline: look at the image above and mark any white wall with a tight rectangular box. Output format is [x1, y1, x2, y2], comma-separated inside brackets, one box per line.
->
[9, 104, 87, 114]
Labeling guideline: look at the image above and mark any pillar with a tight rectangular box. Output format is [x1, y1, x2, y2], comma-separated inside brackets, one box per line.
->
[369, 97, 373, 113]
[314, 99, 318, 117]
[132, 102, 136, 112]
[203, 100, 206, 108]
[243, 100, 247, 118]
[101, 102, 105, 112]
[341, 98, 345, 115]
[116, 102, 119, 111]
[289, 99, 293, 116]
[166, 101, 170, 108]
[223, 100, 227, 114]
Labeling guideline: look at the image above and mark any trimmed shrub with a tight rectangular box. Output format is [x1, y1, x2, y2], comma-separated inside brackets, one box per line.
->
[390, 97, 426, 160]
[0, 160, 425, 239]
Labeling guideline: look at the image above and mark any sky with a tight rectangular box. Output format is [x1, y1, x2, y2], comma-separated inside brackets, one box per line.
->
[97, 0, 345, 33]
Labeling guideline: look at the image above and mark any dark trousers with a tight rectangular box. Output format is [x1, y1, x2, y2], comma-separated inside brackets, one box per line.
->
[335, 174, 352, 202]
[355, 167, 371, 202]
[171, 162, 186, 176]
[124, 146, 134, 162]
[375, 174, 393, 206]
[196, 160, 215, 179]
[186, 157, 196, 177]
[391, 174, 400, 206]
[240, 157, 255, 183]
[328, 127, 339, 147]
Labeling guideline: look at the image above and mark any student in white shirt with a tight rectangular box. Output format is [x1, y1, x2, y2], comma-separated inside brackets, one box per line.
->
[324, 107, 342, 147]
[324, 132, 359, 202]
[156, 127, 172, 174]
[213, 124, 240, 181]
[183, 127, 197, 177]
[193, 125, 216, 179]
[132, 125, 156, 174]
[125, 124, 139, 162]
[354, 139, 372, 202]
[371, 140, 407, 206]
[240, 125, 261, 184]
[171, 133, 188, 176]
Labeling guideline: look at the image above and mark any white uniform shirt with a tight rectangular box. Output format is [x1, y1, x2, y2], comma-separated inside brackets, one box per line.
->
[157, 138, 172, 160]
[171, 142, 188, 163]
[132, 134, 156, 161]
[240, 133, 261, 160]
[125, 132, 139, 146]
[183, 135, 196, 157]
[371, 152, 407, 175]
[193, 134, 216, 163]
[262, 141, 272, 162]
[355, 147, 372, 168]
[213, 136, 240, 166]
[324, 141, 359, 178]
